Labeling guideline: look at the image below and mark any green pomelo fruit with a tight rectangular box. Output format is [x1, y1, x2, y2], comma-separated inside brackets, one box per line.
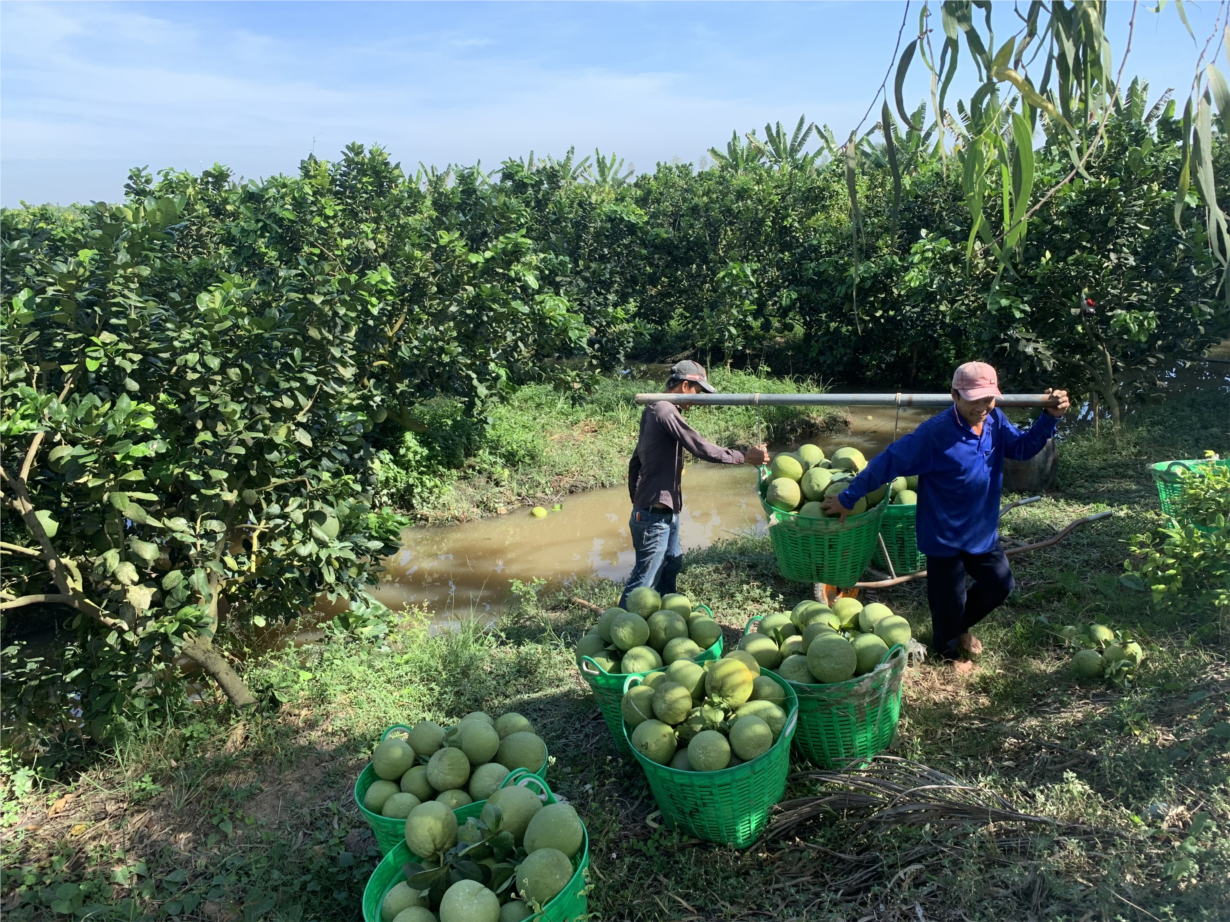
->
[766, 478, 802, 512]
[610, 611, 651, 651]
[1072, 649, 1104, 678]
[523, 803, 585, 859]
[400, 766, 434, 800]
[769, 454, 805, 482]
[499, 901, 532, 922]
[893, 490, 917, 505]
[801, 621, 839, 653]
[455, 721, 501, 765]
[777, 654, 816, 684]
[1102, 644, 1127, 665]
[589, 653, 619, 673]
[373, 737, 417, 781]
[531, 507, 548, 518]
[381, 881, 425, 922]
[735, 700, 786, 740]
[858, 602, 894, 633]
[688, 729, 732, 772]
[670, 749, 693, 771]
[823, 482, 847, 501]
[381, 792, 421, 819]
[666, 660, 706, 702]
[404, 801, 458, 859]
[662, 637, 702, 665]
[797, 443, 826, 466]
[807, 635, 857, 684]
[874, 615, 912, 649]
[626, 586, 662, 618]
[831, 597, 864, 630]
[462, 711, 494, 727]
[596, 607, 625, 642]
[749, 674, 787, 705]
[738, 633, 782, 669]
[469, 762, 511, 801]
[799, 501, 825, 517]
[848, 496, 868, 515]
[1058, 625, 1081, 642]
[660, 593, 693, 617]
[688, 618, 723, 650]
[364, 779, 400, 813]
[780, 635, 804, 659]
[481, 784, 543, 843]
[1122, 641, 1144, 665]
[889, 476, 908, 496]
[652, 682, 694, 725]
[852, 633, 890, 675]
[576, 631, 607, 661]
[647, 609, 689, 650]
[865, 484, 888, 507]
[494, 712, 534, 739]
[515, 847, 573, 909]
[641, 670, 669, 689]
[630, 719, 677, 765]
[729, 715, 773, 762]
[799, 467, 834, 502]
[905, 475, 919, 490]
[706, 658, 755, 707]
[790, 599, 827, 627]
[831, 447, 867, 472]
[439, 879, 500, 922]
[758, 612, 797, 639]
[621, 685, 657, 728]
[436, 789, 472, 810]
[723, 649, 762, 677]
[728, 754, 744, 767]
[392, 908, 437, 922]
[620, 645, 663, 674]
[496, 732, 547, 773]
[1087, 624, 1115, 647]
[426, 746, 470, 792]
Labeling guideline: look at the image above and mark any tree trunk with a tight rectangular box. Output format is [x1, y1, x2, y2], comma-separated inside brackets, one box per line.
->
[181, 639, 257, 709]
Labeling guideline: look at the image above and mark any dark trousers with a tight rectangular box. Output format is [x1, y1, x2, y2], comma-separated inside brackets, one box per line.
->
[925, 543, 1014, 659]
[618, 507, 682, 608]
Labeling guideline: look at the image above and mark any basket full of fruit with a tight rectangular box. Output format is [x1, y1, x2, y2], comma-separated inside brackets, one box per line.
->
[745, 597, 908, 769]
[576, 588, 725, 758]
[355, 713, 550, 855]
[871, 476, 922, 575]
[757, 444, 891, 587]
[363, 768, 588, 922]
[619, 650, 799, 848]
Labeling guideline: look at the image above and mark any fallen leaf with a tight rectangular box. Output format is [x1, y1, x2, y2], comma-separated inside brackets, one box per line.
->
[70, 823, 89, 836]
[223, 722, 246, 755]
[48, 794, 76, 818]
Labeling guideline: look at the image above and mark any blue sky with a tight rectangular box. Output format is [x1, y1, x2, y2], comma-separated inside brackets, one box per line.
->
[0, 1, 1215, 207]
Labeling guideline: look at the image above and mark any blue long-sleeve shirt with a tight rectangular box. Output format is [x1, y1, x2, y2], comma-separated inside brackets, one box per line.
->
[838, 405, 1059, 557]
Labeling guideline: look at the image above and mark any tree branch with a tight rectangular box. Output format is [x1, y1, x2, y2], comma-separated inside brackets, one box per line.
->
[18, 366, 80, 484]
[0, 541, 43, 558]
[0, 593, 76, 611]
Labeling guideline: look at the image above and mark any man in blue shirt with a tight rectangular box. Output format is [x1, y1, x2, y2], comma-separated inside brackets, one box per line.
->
[822, 362, 1069, 671]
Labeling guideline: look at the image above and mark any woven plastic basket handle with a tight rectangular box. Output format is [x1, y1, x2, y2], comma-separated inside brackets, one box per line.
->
[501, 767, 535, 790]
[782, 708, 798, 739]
[621, 673, 644, 694]
[513, 773, 553, 803]
[579, 655, 608, 677]
[743, 615, 762, 636]
[380, 724, 414, 742]
[694, 603, 714, 617]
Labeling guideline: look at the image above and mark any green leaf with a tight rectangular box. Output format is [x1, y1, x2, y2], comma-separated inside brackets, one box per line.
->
[48, 444, 73, 470]
[894, 39, 921, 130]
[34, 509, 59, 538]
[881, 102, 902, 238]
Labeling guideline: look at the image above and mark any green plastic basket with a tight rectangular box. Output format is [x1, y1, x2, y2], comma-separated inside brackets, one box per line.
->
[354, 725, 549, 855]
[872, 503, 923, 576]
[757, 470, 891, 587]
[578, 604, 723, 759]
[786, 644, 907, 769]
[621, 669, 799, 848]
[1149, 459, 1229, 525]
[361, 769, 589, 922]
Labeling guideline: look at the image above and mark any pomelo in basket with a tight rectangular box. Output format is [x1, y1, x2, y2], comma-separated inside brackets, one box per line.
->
[831, 447, 867, 472]
[706, 658, 755, 708]
[749, 674, 786, 704]
[660, 593, 693, 617]
[620, 645, 662, 674]
[723, 649, 761, 677]
[662, 636, 702, 664]
[439, 879, 499, 922]
[807, 635, 857, 683]
[665, 660, 706, 701]
[404, 800, 458, 859]
[893, 490, 917, 505]
[687, 729, 731, 772]
[631, 719, 677, 764]
[381, 792, 421, 819]
[381, 882, 425, 922]
[469, 762, 511, 801]
[516, 848, 573, 907]
[496, 731, 547, 773]
[890, 476, 908, 496]
[647, 609, 689, 649]
[670, 749, 693, 771]
[802, 621, 838, 652]
[797, 500, 824, 518]
[865, 484, 889, 507]
[758, 612, 796, 638]
[494, 712, 534, 739]
[652, 681, 694, 725]
[777, 653, 815, 685]
[729, 715, 773, 761]
[480, 784, 543, 843]
[874, 615, 912, 649]
[800, 467, 834, 501]
[364, 779, 400, 813]
[454, 720, 500, 765]
[766, 477, 802, 512]
[735, 700, 786, 740]
[401, 766, 434, 800]
[689, 617, 723, 650]
[523, 802, 585, 859]
[797, 443, 826, 467]
[738, 633, 782, 669]
[406, 720, 445, 758]
[596, 607, 625, 642]
[576, 631, 606, 661]
[626, 586, 662, 617]
[831, 597, 863, 630]
[858, 602, 894, 633]
[436, 789, 472, 810]
[426, 746, 470, 792]
[461, 711, 494, 727]
[393, 908, 437, 922]
[610, 610, 651, 651]
[621, 684, 657, 727]
[500, 902, 532, 922]
[852, 633, 890, 675]
[791, 599, 829, 628]
[373, 737, 417, 781]
[769, 454, 805, 481]
[780, 635, 804, 658]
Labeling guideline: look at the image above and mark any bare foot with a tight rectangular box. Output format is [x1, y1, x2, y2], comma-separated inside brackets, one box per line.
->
[951, 660, 976, 675]
[958, 632, 983, 657]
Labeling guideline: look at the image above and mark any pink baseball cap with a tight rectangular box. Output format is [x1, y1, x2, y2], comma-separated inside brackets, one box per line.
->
[952, 361, 1002, 400]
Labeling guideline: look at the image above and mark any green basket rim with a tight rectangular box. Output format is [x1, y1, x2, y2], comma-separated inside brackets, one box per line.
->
[361, 767, 589, 922]
[354, 727, 549, 830]
[577, 603, 720, 683]
[1149, 458, 1227, 482]
[782, 643, 907, 694]
[621, 668, 799, 776]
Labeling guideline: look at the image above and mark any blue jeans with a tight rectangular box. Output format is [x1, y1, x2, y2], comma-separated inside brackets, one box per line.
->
[618, 507, 682, 608]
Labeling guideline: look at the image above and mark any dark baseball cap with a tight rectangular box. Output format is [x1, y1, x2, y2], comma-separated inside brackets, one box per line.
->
[668, 360, 716, 393]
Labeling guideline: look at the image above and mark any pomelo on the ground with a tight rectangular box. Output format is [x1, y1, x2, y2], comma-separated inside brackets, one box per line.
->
[630, 719, 677, 764]
[662, 637, 702, 664]
[469, 762, 511, 801]
[1072, 649, 1104, 678]
[1088, 624, 1115, 647]
[381, 793, 421, 819]
[426, 746, 470, 792]
[494, 712, 534, 739]
[852, 633, 890, 675]
[610, 610, 651, 651]
[766, 478, 802, 512]
[481, 784, 543, 842]
[497, 732, 547, 773]
[688, 730, 731, 772]
[439, 879, 500, 922]
[738, 633, 782, 669]
[373, 737, 417, 781]
[516, 847, 573, 908]
[404, 801, 458, 859]
[626, 586, 662, 618]
[523, 803, 585, 859]
[729, 715, 773, 761]
[1122, 641, 1144, 665]
[807, 635, 857, 683]
[364, 779, 400, 813]
[620, 645, 663, 674]
[647, 610, 689, 649]
[400, 766, 434, 800]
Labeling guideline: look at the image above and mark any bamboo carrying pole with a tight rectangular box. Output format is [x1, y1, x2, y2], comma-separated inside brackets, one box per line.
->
[634, 392, 1061, 408]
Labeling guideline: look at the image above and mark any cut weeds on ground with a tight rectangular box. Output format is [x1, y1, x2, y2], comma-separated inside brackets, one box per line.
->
[2, 389, 1228, 921]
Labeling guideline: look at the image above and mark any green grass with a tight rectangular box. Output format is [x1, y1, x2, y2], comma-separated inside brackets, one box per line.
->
[3, 389, 1228, 921]
[375, 368, 847, 522]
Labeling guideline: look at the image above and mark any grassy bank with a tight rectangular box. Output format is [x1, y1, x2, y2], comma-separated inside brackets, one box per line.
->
[3, 389, 1228, 922]
[374, 369, 847, 523]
